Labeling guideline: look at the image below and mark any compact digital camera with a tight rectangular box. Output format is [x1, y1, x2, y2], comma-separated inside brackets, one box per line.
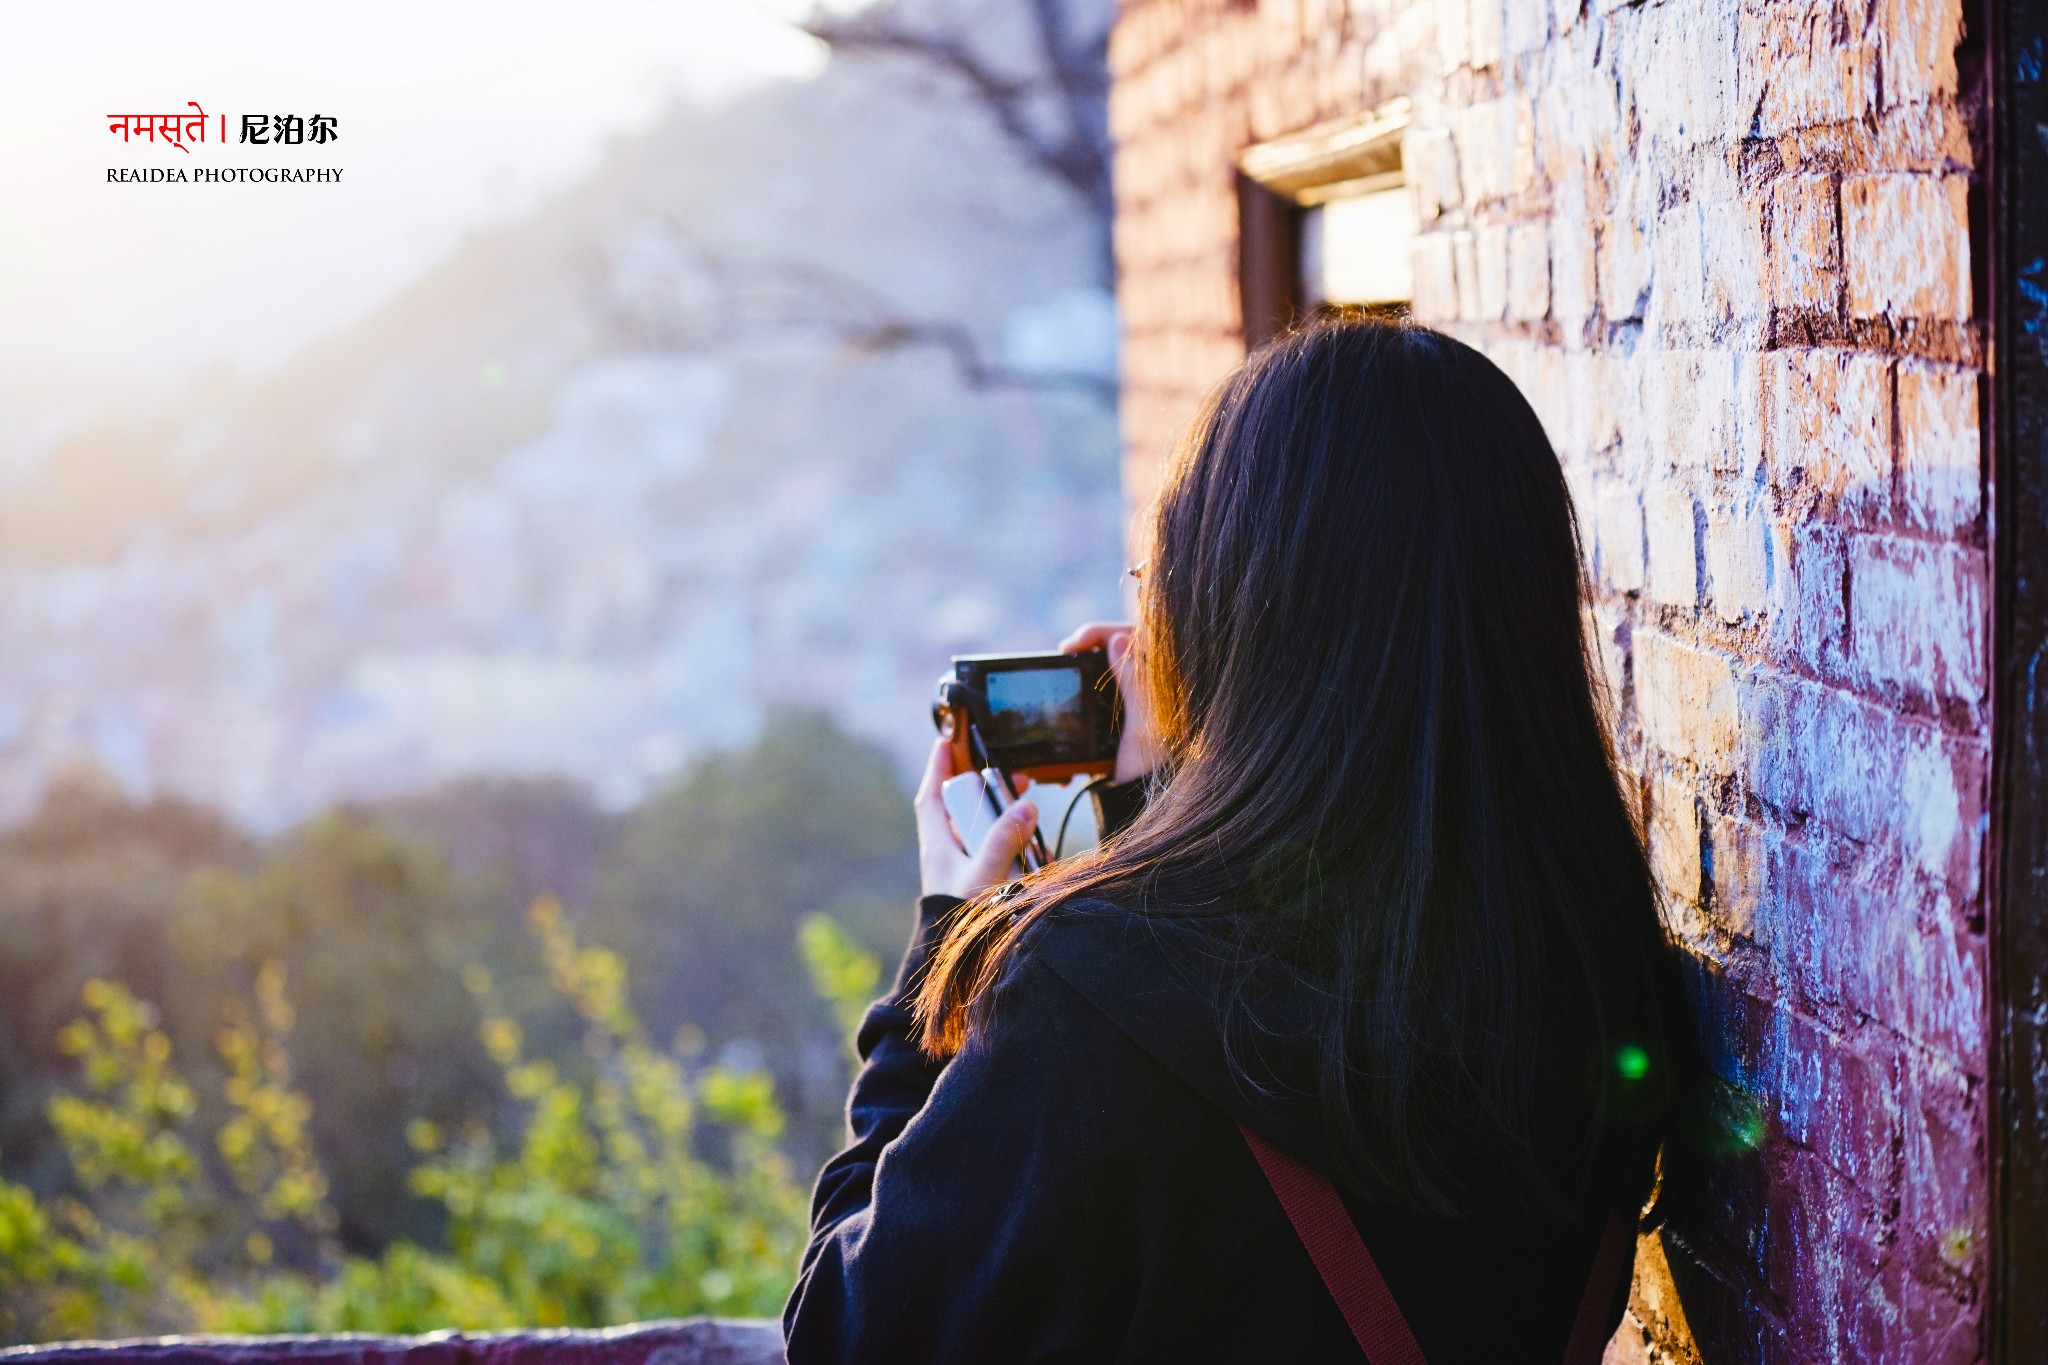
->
[930, 649, 1125, 872]
[931, 649, 1123, 784]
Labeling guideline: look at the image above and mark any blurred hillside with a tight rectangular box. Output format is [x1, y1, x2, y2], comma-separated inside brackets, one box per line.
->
[0, 51, 1123, 827]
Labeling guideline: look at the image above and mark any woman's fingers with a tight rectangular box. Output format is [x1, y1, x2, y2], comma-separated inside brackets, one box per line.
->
[963, 800, 1038, 892]
[914, 738, 966, 855]
[916, 735, 953, 806]
[1059, 621, 1133, 654]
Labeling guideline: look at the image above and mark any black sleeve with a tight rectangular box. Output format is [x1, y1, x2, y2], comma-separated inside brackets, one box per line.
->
[782, 906, 1132, 1364]
[791, 894, 959, 1255]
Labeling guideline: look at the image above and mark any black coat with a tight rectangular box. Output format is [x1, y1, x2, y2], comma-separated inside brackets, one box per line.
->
[782, 893, 1647, 1364]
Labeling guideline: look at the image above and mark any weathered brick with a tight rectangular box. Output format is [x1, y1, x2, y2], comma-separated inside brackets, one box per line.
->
[1504, 0, 1549, 57]
[1843, 174, 1972, 320]
[1600, 160, 1657, 321]
[1747, 829, 1982, 1061]
[1644, 477, 1701, 608]
[1593, 485, 1646, 593]
[1766, 349, 1892, 520]
[1762, 173, 1840, 313]
[1410, 231, 1459, 322]
[1648, 349, 1764, 479]
[1403, 124, 1460, 220]
[1475, 220, 1509, 319]
[1648, 773, 1706, 942]
[1768, 1014, 1901, 1194]
[1740, 0, 1877, 135]
[1848, 535, 1986, 702]
[1637, 631, 1738, 769]
[1626, 1, 1740, 146]
[1647, 198, 1708, 331]
[1898, 363, 1981, 535]
[1879, 0, 1963, 110]
[1898, 1054, 1986, 1273]
[1467, 0, 1504, 70]
[1454, 98, 1518, 204]
[1740, 674, 1977, 888]
[1451, 228, 1481, 319]
[1507, 221, 1551, 321]
[1778, 518, 1847, 674]
[1704, 492, 1771, 623]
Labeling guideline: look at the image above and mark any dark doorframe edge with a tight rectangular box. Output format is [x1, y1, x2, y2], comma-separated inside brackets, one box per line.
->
[1236, 173, 1301, 350]
[1988, 1, 2048, 1360]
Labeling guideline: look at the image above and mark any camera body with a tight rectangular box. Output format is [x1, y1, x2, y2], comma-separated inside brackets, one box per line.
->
[933, 649, 1122, 784]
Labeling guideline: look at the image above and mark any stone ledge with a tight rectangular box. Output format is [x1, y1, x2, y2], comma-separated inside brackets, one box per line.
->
[0, 1319, 784, 1365]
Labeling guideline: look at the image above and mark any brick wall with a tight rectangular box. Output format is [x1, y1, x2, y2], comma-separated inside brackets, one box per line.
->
[1109, 1, 1987, 1360]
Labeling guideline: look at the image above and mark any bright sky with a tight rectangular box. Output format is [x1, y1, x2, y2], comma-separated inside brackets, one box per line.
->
[0, 0, 828, 417]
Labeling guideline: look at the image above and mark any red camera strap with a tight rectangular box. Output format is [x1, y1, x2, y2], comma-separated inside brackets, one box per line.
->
[1237, 1123, 1633, 1365]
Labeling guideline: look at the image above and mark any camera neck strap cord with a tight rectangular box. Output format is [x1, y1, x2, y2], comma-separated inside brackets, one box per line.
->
[963, 715, 1050, 871]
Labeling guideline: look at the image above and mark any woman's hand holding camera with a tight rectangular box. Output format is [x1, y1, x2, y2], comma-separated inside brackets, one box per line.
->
[915, 737, 1039, 899]
[1058, 622, 1162, 784]
[914, 621, 1161, 899]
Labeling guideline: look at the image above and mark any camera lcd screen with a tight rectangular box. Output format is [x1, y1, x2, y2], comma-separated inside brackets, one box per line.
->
[984, 666, 1088, 752]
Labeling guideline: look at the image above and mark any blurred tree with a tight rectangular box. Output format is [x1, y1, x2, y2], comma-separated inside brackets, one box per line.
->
[0, 769, 252, 1195]
[0, 709, 914, 1268]
[371, 779, 619, 926]
[163, 817, 564, 1255]
[590, 709, 916, 1165]
[0, 904, 809, 1344]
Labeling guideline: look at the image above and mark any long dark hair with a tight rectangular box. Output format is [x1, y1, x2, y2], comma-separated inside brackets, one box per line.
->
[917, 315, 1693, 1218]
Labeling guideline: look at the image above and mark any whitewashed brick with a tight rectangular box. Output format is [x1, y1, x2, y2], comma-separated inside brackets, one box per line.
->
[1594, 485, 1647, 593]
[1629, 0, 1739, 146]
[1740, 0, 1877, 135]
[1600, 160, 1657, 321]
[1645, 477, 1701, 607]
[1744, 676, 1974, 885]
[1850, 536, 1986, 702]
[1648, 772, 1706, 920]
[1411, 232, 1459, 323]
[1404, 125, 1461, 220]
[1879, 0, 1963, 109]
[1843, 174, 1972, 320]
[1766, 350, 1892, 519]
[1475, 221, 1509, 320]
[1647, 199, 1707, 331]
[1764, 174, 1841, 312]
[1455, 98, 1519, 205]
[1647, 349, 1764, 480]
[1638, 631, 1740, 769]
[1701, 185, 1768, 329]
[1706, 493, 1773, 623]
[1504, 0, 1548, 55]
[1452, 229, 1481, 320]
[1433, 0, 1471, 73]
[1552, 213, 1596, 335]
[1468, 0, 1504, 69]
[1508, 222, 1551, 321]
[1899, 363, 1981, 534]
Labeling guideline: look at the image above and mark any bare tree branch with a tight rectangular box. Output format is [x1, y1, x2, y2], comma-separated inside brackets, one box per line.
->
[606, 230, 1118, 404]
[803, 0, 1112, 251]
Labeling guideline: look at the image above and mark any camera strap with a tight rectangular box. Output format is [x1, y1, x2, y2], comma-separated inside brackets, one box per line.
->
[1237, 1123, 1633, 1364]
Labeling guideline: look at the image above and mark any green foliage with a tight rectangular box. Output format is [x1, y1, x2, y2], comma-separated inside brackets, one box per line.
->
[166, 813, 539, 1252]
[388, 898, 804, 1328]
[0, 712, 917, 1343]
[593, 709, 911, 1048]
[798, 914, 884, 1044]
[0, 898, 813, 1344]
